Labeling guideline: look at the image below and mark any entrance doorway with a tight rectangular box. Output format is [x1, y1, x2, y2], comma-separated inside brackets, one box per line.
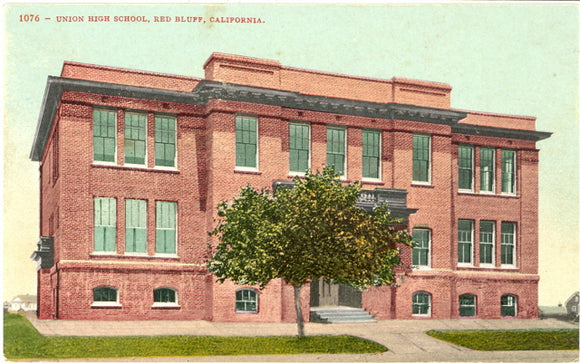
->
[310, 279, 362, 308]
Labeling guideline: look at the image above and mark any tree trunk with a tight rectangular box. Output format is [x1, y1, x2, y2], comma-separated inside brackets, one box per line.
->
[293, 284, 305, 338]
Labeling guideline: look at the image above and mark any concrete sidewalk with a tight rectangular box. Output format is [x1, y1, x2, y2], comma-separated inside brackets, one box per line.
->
[24, 312, 579, 362]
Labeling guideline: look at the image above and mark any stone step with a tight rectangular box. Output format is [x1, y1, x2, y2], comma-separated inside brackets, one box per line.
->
[310, 307, 376, 323]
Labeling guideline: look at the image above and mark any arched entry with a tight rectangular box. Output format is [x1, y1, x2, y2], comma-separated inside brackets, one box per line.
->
[310, 279, 362, 308]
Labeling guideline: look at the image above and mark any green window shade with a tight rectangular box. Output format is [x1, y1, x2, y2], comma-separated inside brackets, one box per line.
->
[235, 116, 258, 168]
[155, 116, 176, 167]
[94, 197, 116, 252]
[459, 294, 476, 316]
[501, 294, 516, 316]
[502, 150, 516, 194]
[458, 145, 473, 190]
[154, 288, 176, 303]
[479, 221, 494, 264]
[412, 229, 430, 266]
[236, 289, 258, 312]
[501, 222, 515, 265]
[289, 123, 310, 172]
[480, 148, 494, 192]
[412, 292, 430, 315]
[413, 135, 430, 182]
[93, 109, 116, 162]
[156, 201, 176, 254]
[124, 113, 147, 165]
[362, 130, 380, 179]
[458, 220, 473, 264]
[327, 127, 346, 175]
[94, 287, 117, 302]
[125, 199, 147, 253]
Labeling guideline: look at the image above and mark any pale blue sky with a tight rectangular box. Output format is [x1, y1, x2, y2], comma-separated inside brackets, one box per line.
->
[3, 3, 578, 305]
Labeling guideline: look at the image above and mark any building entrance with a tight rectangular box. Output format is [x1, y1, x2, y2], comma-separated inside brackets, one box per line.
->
[310, 279, 362, 308]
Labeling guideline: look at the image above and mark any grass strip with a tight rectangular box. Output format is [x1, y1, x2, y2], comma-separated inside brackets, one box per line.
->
[4, 313, 386, 359]
[426, 329, 579, 351]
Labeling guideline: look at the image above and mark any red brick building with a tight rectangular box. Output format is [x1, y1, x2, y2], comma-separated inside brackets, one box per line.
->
[30, 53, 550, 321]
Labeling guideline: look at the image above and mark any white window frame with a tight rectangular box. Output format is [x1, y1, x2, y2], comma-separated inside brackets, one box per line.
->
[459, 293, 477, 317]
[479, 220, 495, 268]
[155, 201, 178, 258]
[501, 294, 517, 317]
[92, 108, 117, 166]
[91, 286, 121, 308]
[152, 287, 179, 308]
[154, 114, 178, 171]
[412, 228, 431, 270]
[412, 134, 432, 185]
[326, 126, 347, 180]
[93, 197, 117, 255]
[457, 219, 474, 267]
[362, 129, 382, 183]
[234, 115, 259, 172]
[458, 145, 474, 192]
[235, 288, 259, 313]
[288, 121, 311, 177]
[501, 149, 517, 195]
[412, 291, 432, 317]
[501, 221, 517, 268]
[125, 199, 148, 256]
[479, 147, 495, 194]
[123, 111, 148, 167]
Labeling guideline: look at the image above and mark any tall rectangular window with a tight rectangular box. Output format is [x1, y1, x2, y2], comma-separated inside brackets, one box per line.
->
[362, 130, 380, 179]
[501, 222, 516, 266]
[156, 201, 176, 255]
[327, 127, 346, 175]
[155, 115, 176, 167]
[458, 145, 473, 190]
[289, 122, 310, 173]
[125, 199, 147, 253]
[412, 229, 430, 267]
[458, 219, 473, 265]
[124, 112, 147, 165]
[93, 109, 116, 162]
[94, 197, 116, 252]
[413, 134, 430, 183]
[480, 221, 495, 265]
[502, 150, 516, 194]
[235, 115, 258, 169]
[480, 148, 495, 192]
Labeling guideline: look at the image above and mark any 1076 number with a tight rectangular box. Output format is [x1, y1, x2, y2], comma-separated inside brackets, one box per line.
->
[20, 14, 40, 22]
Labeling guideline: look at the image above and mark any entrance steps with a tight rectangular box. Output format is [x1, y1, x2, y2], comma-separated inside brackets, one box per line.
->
[310, 306, 376, 323]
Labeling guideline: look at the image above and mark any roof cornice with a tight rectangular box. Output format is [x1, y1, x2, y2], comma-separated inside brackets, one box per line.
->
[30, 77, 551, 161]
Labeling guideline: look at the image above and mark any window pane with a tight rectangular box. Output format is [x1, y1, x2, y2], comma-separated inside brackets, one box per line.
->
[501, 222, 515, 265]
[93, 110, 116, 162]
[480, 148, 494, 192]
[327, 127, 346, 175]
[94, 198, 116, 252]
[458, 220, 473, 264]
[125, 199, 147, 253]
[154, 288, 176, 303]
[124, 113, 147, 165]
[94, 287, 117, 302]
[413, 135, 430, 182]
[363, 130, 380, 179]
[459, 294, 476, 316]
[155, 116, 176, 167]
[458, 146, 473, 190]
[412, 292, 430, 315]
[479, 221, 494, 264]
[236, 289, 258, 312]
[501, 295, 516, 316]
[412, 229, 430, 266]
[502, 150, 516, 194]
[156, 201, 176, 254]
[236, 116, 258, 168]
[289, 123, 310, 173]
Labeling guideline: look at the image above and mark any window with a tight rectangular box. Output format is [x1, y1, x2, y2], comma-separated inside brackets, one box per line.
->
[459, 294, 476, 317]
[413, 134, 430, 183]
[124, 112, 147, 165]
[125, 199, 147, 253]
[289, 122, 310, 174]
[362, 130, 380, 179]
[235, 115, 258, 169]
[94, 197, 116, 253]
[458, 220, 474, 265]
[153, 287, 177, 306]
[480, 148, 495, 192]
[501, 294, 517, 316]
[93, 109, 116, 162]
[327, 127, 346, 176]
[412, 292, 431, 316]
[479, 221, 495, 265]
[155, 115, 176, 167]
[412, 229, 430, 267]
[92, 286, 119, 306]
[501, 222, 516, 266]
[236, 289, 258, 313]
[156, 201, 176, 255]
[502, 150, 516, 194]
[458, 145, 473, 190]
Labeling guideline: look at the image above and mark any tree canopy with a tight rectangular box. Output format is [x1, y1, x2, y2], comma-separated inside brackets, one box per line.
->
[208, 167, 413, 336]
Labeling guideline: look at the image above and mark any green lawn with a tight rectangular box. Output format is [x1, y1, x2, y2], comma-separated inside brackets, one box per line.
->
[426, 329, 579, 351]
[3, 313, 386, 359]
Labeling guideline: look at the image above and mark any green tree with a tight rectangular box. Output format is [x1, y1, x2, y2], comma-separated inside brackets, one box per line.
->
[208, 167, 412, 337]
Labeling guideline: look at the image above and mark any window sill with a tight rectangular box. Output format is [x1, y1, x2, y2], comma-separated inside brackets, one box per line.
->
[458, 189, 475, 195]
[154, 166, 179, 172]
[152, 303, 180, 309]
[412, 314, 431, 318]
[91, 164, 180, 174]
[501, 265, 518, 269]
[154, 254, 179, 259]
[91, 251, 117, 256]
[234, 169, 262, 175]
[457, 263, 474, 268]
[411, 265, 431, 271]
[361, 178, 383, 185]
[235, 311, 259, 314]
[91, 303, 122, 309]
[411, 182, 434, 189]
[89, 254, 180, 261]
[479, 264, 496, 269]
